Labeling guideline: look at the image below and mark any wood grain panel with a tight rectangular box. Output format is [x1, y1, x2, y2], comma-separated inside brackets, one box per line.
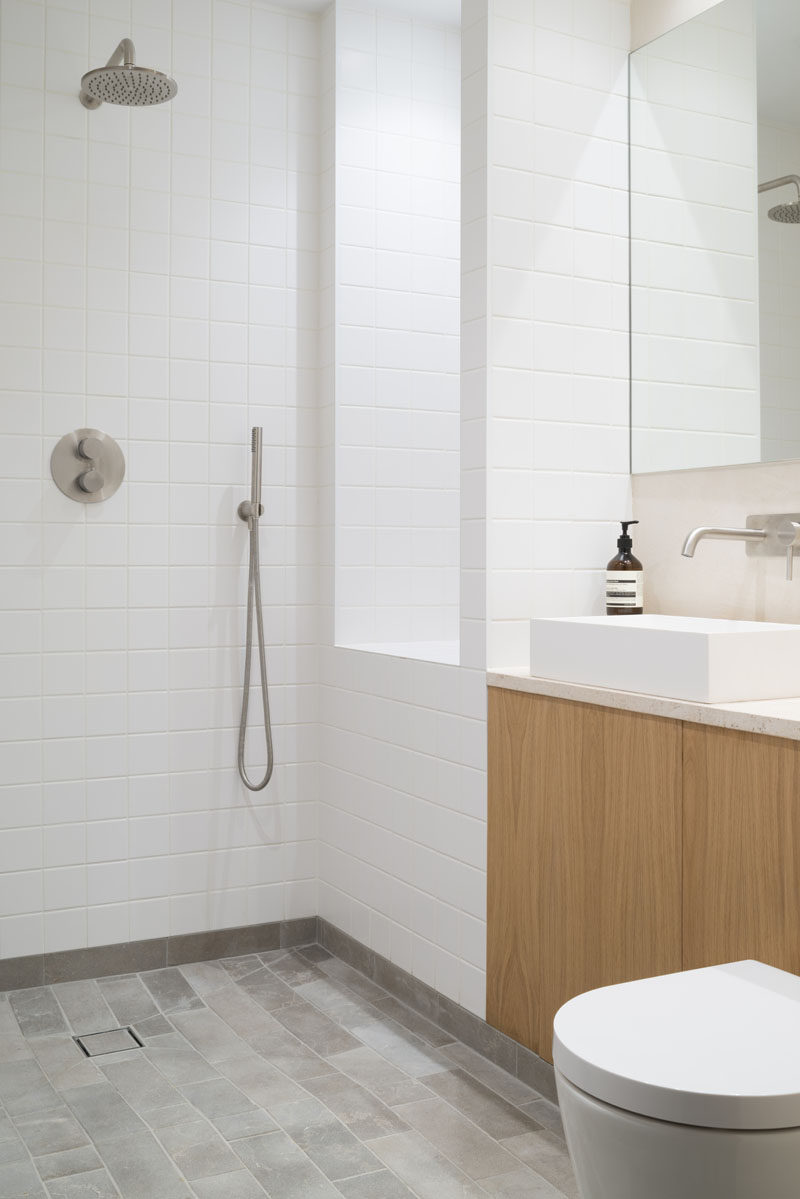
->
[683, 723, 800, 973]
[487, 688, 682, 1061]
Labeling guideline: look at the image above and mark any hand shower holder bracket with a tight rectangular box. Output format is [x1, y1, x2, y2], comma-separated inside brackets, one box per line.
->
[237, 500, 263, 522]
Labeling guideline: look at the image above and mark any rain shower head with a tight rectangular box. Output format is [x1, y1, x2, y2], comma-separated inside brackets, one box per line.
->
[759, 174, 800, 224]
[768, 202, 800, 224]
[80, 39, 177, 109]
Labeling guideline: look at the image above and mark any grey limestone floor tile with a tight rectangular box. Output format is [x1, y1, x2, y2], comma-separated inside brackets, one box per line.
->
[60, 1082, 145, 1145]
[317, 958, 387, 1003]
[29, 1036, 99, 1093]
[169, 1008, 250, 1063]
[520, 1099, 566, 1139]
[369, 1130, 487, 1199]
[99, 1058, 181, 1114]
[141, 1100, 199, 1131]
[95, 979, 158, 1026]
[236, 969, 298, 1013]
[190, 1171, 266, 1199]
[213, 1108, 276, 1141]
[46, 1169, 120, 1198]
[268, 1096, 383, 1181]
[176, 962, 231, 997]
[142, 1044, 219, 1086]
[347, 1017, 452, 1079]
[14, 1106, 91, 1157]
[0, 1131, 28, 1166]
[480, 1167, 567, 1197]
[302, 1070, 409, 1140]
[394, 1095, 522, 1180]
[374, 996, 456, 1048]
[140, 968, 204, 1015]
[34, 1145, 103, 1182]
[215, 1055, 307, 1110]
[0, 1059, 61, 1117]
[129, 1013, 172, 1039]
[263, 951, 326, 988]
[50, 983, 116, 1038]
[89, 1132, 190, 1199]
[334, 1170, 417, 1199]
[220, 956, 264, 981]
[245, 1025, 338, 1081]
[292, 979, 382, 1028]
[501, 1130, 579, 1199]
[441, 1041, 545, 1106]
[271, 1000, 362, 1057]
[298, 945, 333, 964]
[326, 1046, 435, 1107]
[181, 1077, 259, 1121]
[0, 1156, 47, 1197]
[156, 1118, 241, 1180]
[0, 1033, 35, 1063]
[421, 1068, 543, 1139]
[232, 1130, 343, 1199]
[9, 988, 69, 1039]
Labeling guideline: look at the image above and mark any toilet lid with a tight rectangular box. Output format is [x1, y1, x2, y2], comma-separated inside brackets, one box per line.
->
[553, 960, 800, 1130]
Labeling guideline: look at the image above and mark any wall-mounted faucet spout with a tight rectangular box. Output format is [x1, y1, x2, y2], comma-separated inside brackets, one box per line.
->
[681, 526, 767, 558]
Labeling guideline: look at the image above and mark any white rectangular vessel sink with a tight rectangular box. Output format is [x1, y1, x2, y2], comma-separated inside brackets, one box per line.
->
[529, 614, 800, 703]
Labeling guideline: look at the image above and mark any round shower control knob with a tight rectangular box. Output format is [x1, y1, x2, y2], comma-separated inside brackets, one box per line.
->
[77, 469, 104, 494]
[78, 436, 103, 460]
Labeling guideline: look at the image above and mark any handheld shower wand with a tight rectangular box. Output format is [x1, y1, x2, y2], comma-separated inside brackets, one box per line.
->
[237, 428, 274, 791]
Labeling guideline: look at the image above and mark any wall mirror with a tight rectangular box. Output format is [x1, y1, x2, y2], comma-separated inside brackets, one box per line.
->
[630, 0, 800, 474]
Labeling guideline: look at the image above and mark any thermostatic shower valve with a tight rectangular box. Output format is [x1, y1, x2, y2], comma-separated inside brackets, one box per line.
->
[50, 428, 125, 504]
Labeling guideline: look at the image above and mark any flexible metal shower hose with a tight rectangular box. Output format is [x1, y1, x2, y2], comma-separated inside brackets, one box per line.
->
[237, 508, 274, 791]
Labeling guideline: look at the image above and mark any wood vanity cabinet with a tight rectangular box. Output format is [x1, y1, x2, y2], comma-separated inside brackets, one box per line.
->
[487, 687, 800, 1063]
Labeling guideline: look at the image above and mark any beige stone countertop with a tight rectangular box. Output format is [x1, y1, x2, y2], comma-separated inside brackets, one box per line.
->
[487, 671, 800, 742]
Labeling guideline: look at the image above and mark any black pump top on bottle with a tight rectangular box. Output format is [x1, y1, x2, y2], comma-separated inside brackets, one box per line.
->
[617, 520, 638, 552]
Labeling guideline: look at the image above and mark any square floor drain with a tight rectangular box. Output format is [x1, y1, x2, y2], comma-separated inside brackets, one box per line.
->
[75, 1027, 143, 1057]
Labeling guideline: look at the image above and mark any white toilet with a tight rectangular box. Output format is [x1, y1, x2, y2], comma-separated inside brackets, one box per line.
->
[553, 960, 800, 1198]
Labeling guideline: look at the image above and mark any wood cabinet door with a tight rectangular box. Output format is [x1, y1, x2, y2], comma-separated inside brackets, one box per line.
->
[683, 723, 800, 974]
[487, 688, 682, 1061]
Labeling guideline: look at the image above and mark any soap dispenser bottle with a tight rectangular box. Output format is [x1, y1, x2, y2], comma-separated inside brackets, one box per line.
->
[606, 521, 643, 615]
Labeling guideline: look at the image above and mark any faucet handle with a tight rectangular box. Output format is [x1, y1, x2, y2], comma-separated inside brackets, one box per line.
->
[776, 520, 800, 581]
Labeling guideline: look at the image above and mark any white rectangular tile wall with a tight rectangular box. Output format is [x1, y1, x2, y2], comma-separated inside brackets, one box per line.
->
[758, 121, 800, 463]
[317, 0, 489, 1019]
[334, 0, 461, 657]
[486, 0, 632, 670]
[629, 0, 760, 475]
[0, 0, 318, 959]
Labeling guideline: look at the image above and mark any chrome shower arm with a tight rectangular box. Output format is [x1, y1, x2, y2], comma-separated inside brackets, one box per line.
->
[758, 175, 800, 200]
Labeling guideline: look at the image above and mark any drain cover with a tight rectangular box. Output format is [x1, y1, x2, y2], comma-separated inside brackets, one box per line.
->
[75, 1027, 143, 1057]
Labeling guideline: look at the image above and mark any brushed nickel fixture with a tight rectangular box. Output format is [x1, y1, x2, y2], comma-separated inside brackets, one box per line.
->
[79, 39, 177, 110]
[682, 514, 800, 580]
[759, 175, 800, 224]
[237, 427, 274, 791]
[50, 429, 125, 504]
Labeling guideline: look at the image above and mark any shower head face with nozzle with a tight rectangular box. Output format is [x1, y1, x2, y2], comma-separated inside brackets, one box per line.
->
[80, 64, 177, 108]
[768, 202, 800, 224]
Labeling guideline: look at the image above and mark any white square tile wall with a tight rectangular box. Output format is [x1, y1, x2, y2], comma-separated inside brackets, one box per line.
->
[334, 1, 461, 657]
[0, 0, 319, 958]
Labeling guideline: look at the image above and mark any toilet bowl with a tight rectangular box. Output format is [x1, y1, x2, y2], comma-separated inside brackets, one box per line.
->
[553, 960, 800, 1199]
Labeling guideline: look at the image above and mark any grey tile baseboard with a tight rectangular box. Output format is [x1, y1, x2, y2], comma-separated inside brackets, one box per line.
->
[317, 917, 557, 1104]
[0, 917, 319, 992]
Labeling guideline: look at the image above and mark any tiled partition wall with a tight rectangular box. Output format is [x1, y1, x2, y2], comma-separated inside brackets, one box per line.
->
[629, 0, 760, 474]
[0, 0, 318, 961]
[318, 0, 489, 1020]
[334, 1, 461, 657]
[486, 0, 632, 669]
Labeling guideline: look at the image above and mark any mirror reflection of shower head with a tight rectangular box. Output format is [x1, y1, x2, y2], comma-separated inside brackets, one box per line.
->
[758, 174, 800, 224]
[79, 39, 178, 109]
